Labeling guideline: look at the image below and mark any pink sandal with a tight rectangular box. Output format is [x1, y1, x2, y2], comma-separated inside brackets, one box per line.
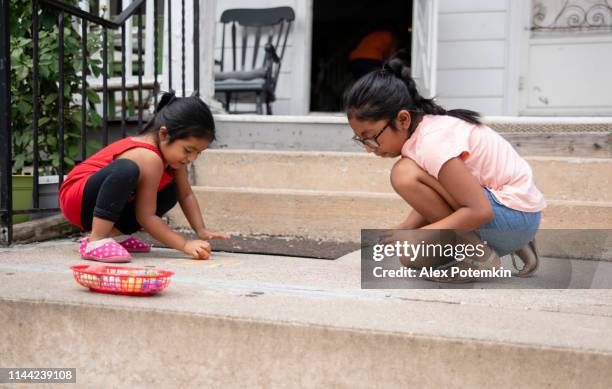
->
[79, 238, 132, 263]
[118, 236, 151, 253]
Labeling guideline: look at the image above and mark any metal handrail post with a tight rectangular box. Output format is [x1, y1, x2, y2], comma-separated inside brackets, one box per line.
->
[0, 0, 13, 245]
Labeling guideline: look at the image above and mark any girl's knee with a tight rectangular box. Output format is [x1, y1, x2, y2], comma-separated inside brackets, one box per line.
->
[114, 158, 140, 175]
[113, 159, 140, 184]
[390, 158, 425, 192]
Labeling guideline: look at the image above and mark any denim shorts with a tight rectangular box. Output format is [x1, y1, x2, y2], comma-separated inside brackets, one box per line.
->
[477, 188, 541, 256]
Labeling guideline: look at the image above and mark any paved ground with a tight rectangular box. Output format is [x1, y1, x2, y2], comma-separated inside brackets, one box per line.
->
[1, 239, 612, 354]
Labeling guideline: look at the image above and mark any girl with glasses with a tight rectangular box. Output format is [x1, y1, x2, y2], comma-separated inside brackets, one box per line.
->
[345, 59, 545, 282]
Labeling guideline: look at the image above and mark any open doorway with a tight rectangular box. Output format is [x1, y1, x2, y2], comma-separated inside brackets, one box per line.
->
[310, 0, 413, 113]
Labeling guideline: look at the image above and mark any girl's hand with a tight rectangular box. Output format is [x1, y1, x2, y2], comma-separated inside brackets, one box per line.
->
[196, 228, 230, 241]
[183, 240, 212, 260]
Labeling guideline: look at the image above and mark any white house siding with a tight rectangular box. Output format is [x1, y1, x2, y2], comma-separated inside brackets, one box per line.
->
[214, 0, 312, 115]
[435, 0, 512, 115]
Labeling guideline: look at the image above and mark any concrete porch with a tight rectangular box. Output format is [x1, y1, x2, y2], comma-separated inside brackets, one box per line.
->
[2, 114, 611, 387]
[1, 240, 612, 387]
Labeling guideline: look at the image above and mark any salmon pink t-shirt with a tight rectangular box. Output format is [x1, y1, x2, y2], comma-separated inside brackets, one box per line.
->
[401, 115, 546, 213]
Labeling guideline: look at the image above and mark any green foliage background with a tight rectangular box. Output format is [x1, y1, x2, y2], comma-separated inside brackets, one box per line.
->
[10, 0, 104, 174]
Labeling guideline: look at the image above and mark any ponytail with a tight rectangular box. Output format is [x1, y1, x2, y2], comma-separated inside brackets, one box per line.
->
[155, 90, 178, 113]
[345, 57, 481, 126]
[139, 90, 216, 143]
[141, 91, 178, 134]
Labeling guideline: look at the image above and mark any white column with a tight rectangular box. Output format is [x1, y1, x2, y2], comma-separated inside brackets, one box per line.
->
[198, 0, 220, 110]
[291, 0, 313, 115]
[162, 0, 192, 96]
[144, 0, 155, 81]
[123, 0, 134, 82]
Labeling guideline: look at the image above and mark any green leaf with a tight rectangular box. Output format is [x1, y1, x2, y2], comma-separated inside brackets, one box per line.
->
[67, 143, 79, 155]
[40, 66, 50, 79]
[64, 156, 75, 166]
[69, 109, 82, 124]
[88, 111, 102, 127]
[87, 89, 101, 104]
[14, 154, 25, 172]
[15, 65, 29, 81]
[18, 38, 32, 47]
[17, 100, 31, 115]
[13, 133, 22, 147]
[44, 93, 57, 105]
[38, 117, 50, 127]
[18, 132, 31, 147]
[90, 65, 101, 78]
[11, 47, 24, 61]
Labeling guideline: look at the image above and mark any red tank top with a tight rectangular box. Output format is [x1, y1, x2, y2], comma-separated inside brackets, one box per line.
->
[59, 137, 175, 230]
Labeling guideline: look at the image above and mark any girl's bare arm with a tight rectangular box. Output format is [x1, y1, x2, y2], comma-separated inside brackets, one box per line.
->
[175, 167, 229, 240]
[174, 167, 206, 232]
[423, 157, 493, 230]
[119, 150, 187, 251]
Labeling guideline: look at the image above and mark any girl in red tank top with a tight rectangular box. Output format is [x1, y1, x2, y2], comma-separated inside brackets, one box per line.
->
[60, 92, 228, 262]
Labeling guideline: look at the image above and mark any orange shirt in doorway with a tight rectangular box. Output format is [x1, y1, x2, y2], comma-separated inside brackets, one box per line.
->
[350, 31, 395, 61]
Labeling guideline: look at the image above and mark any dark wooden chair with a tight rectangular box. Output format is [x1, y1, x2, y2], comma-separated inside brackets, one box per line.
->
[215, 7, 295, 115]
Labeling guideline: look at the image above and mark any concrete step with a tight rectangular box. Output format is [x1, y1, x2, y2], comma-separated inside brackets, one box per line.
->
[2, 241, 612, 388]
[194, 150, 612, 202]
[168, 187, 612, 259]
[185, 117, 611, 259]
[213, 115, 612, 157]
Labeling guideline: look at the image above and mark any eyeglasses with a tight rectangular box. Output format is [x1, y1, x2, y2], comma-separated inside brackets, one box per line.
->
[352, 119, 393, 149]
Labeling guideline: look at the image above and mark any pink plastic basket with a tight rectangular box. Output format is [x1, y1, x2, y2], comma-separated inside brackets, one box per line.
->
[70, 265, 174, 296]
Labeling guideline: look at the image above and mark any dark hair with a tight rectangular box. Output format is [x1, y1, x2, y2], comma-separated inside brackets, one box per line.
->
[344, 57, 481, 128]
[139, 91, 216, 143]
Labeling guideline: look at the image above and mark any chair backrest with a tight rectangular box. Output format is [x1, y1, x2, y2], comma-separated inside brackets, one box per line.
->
[218, 7, 295, 88]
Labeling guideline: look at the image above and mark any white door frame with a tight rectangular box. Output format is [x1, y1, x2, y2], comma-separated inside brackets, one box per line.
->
[294, 0, 313, 114]
[411, 0, 438, 99]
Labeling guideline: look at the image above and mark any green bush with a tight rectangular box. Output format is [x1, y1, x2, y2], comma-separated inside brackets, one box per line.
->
[10, 0, 104, 174]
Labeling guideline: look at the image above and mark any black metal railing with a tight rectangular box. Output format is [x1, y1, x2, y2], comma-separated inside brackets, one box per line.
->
[0, 0, 202, 245]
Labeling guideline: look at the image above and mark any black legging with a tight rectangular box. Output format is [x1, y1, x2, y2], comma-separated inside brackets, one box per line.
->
[80, 159, 178, 234]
